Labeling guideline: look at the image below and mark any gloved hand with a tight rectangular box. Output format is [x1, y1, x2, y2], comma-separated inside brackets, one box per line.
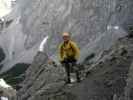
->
[60, 58, 68, 64]
[60, 60, 66, 67]
[60, 60, 65, 65]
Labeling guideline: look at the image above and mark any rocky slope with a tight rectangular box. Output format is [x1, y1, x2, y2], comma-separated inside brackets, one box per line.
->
[17, 34, 133, 100]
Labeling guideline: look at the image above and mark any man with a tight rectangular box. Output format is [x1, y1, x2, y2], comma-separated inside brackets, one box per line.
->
[58, 32, 80, 84]
[0, 90, 8, 100]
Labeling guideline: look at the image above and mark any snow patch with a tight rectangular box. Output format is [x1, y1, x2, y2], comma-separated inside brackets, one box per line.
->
[0, 79, 11, 88]
[39, 36, 49, 52]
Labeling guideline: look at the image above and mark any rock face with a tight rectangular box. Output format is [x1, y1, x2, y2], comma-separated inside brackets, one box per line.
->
[18, 35, 133, 100]
[1, 0, 133, 97]
[1, 0, 133, 73]
[0, 85, 16, 100]
[17, 52, 66, 100]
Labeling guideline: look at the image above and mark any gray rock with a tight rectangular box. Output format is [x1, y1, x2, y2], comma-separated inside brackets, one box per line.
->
[18, 36, 133, 100]
[1, 0, 133, 99]
[17, 52, 68, 100]
[1, 0, 133, 74]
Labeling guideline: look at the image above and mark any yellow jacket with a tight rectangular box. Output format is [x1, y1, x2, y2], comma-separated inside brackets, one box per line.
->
[58, 40, 80, 62]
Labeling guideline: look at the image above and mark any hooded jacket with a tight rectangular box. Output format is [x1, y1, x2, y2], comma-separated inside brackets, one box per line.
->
[58, 40, 80, 62]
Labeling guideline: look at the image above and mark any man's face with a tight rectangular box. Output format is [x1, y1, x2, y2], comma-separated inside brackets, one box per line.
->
[63, 36, 70, 42]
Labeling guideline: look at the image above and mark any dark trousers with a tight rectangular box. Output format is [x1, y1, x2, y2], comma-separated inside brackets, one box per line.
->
[61, 59, 80, 83]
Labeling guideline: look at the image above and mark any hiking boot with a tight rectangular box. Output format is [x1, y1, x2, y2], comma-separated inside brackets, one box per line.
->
[77, 79, 81, 83]
[65, 79, 71, 84]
